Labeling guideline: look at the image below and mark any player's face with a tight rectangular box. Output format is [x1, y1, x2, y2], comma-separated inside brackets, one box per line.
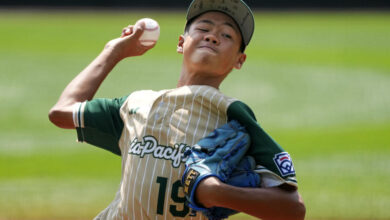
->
[178, 12, 246, 77]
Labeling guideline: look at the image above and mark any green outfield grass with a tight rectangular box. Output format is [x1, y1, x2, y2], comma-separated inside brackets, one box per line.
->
[0, 10, 389, 220]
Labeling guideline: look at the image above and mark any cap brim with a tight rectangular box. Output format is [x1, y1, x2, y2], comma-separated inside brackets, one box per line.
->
[186, 0, 254, 46]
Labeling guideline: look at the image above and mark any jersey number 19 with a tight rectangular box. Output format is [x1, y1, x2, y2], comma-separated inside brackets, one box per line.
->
[156, 176, 190, 217]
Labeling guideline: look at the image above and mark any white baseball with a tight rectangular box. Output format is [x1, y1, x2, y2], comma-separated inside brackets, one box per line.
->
[135, 18, 160, 46]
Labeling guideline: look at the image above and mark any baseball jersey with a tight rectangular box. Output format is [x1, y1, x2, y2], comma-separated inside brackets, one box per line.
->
[73, 85, 298, 220]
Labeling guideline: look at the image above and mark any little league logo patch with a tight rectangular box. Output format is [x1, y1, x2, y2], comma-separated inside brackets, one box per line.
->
[273, 152, 295, 177]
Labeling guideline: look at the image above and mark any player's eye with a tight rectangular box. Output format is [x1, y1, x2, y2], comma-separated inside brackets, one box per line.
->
[197, 28, 208, 32]
[222, 33, 232, 39]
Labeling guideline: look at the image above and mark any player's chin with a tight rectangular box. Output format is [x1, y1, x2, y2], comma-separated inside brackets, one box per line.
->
[190, 55, 215, 68]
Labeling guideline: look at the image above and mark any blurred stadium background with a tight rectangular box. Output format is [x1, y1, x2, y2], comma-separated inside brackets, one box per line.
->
[0, 0, 389, 219]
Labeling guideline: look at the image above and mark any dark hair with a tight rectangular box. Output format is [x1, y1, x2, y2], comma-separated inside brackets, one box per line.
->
[184, 14, 246, 52]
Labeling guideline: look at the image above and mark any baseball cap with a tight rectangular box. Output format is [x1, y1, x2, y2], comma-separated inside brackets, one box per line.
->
[186, 0, 255, 46]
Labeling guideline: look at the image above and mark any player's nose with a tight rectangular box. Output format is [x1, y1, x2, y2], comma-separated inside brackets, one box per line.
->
[204, 33, 219, 45]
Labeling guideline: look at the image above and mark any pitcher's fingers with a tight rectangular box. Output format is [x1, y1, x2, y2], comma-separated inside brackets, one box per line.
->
[121, 26, 134, 38]
[130, 24, 145, 39]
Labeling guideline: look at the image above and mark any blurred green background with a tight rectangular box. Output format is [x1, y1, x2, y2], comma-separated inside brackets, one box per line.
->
[0, 10, 389, 220]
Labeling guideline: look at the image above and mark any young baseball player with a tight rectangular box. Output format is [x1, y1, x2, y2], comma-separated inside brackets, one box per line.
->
[49, 0, 306, 219]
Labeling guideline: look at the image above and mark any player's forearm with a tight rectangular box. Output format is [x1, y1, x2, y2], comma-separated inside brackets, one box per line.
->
[59, 48, 120, 104]
[197, 178, 306, 220]
[221, 186, 305, 220]
[49, 48, 120, 128]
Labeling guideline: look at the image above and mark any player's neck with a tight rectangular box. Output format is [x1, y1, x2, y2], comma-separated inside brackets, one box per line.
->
[176, 71, 225, 89]
[177, 65, 230, 89]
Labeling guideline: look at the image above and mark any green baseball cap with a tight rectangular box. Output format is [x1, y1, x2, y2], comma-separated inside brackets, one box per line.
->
[186, 0, 255, 46]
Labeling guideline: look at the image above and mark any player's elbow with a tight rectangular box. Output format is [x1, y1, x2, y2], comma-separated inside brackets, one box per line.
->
[269, 199, 306, 220]
[283, 186, 306, 220]
[48, 107, 63, 127]
[48, 106, 74, 129]
[273, 188, 306, 220]
[285, 190, 306, 220]
[291, 199, 306, 220]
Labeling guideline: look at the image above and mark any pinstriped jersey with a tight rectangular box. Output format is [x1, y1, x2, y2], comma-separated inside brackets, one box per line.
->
[73, 85, 298, 220]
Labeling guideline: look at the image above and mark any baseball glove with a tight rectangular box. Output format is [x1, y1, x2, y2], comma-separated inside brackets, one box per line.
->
[181, 120, 251, 212]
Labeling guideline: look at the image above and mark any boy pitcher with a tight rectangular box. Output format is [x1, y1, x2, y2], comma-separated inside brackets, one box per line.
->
[49, 0, 306, 219]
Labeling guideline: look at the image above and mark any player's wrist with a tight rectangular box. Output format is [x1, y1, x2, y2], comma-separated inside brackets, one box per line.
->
[99, 45, 125, 65]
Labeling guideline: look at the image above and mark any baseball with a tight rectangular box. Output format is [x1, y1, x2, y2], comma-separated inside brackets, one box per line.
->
[135, 18, 160, 46]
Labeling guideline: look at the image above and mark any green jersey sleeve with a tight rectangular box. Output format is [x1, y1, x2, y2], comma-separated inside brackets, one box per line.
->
[227, 101, 297, 187]
[74, 96, 128, 156]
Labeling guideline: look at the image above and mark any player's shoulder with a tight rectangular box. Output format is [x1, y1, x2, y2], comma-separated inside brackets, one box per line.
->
[124, 89, 170, 105]
[129, 89, 169, 98]
[227, 100, 257, 121]
[84, 94, 130, 112]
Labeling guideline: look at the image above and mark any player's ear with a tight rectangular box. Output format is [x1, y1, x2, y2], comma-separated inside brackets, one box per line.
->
[177, 35, 185, 54]
[234, 53, 246, 70]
